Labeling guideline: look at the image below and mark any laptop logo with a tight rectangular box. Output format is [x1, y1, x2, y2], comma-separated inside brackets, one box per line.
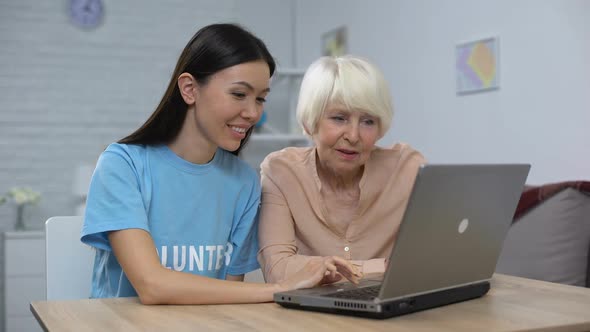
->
[458, 218, 469, 234]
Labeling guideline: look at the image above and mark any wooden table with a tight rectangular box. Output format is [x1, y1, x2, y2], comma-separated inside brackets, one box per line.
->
[31, 274, 590, 332]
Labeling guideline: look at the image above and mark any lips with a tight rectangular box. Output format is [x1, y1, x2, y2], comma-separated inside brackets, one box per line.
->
[335, 148, 359, 161]
[227, 124, 250, 139]
[336, 149, 358, 155]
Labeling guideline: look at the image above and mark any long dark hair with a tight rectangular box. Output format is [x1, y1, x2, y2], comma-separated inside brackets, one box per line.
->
[118, 23, 275, 156]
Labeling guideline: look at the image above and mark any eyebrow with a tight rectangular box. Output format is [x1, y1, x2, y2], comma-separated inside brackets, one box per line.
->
[326, 108, 376, 118]
[231, 81, 271, 93]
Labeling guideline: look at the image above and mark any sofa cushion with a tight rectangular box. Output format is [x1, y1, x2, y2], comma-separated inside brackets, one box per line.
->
[496, 187, 590, 287]
[513, 181, 590, 220]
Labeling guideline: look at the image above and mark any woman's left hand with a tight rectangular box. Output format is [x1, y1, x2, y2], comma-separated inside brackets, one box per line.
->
[277, 256, 362, 291]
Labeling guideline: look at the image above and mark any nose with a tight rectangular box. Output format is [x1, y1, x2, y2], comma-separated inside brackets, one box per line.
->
[344, 122, 360, 144]
[241, 101, 262, 123]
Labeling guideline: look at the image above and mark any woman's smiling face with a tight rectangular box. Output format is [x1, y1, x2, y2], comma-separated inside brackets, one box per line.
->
[192, 60, 270, 152]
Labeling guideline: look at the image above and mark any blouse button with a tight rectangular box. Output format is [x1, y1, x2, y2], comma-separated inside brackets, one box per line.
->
[344, 246, 350, 252]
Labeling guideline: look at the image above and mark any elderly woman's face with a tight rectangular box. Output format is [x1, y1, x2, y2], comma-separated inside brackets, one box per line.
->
[313, 104, 381, 176]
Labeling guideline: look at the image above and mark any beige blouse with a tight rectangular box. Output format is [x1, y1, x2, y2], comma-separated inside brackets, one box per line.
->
[257, 143, 425, 283]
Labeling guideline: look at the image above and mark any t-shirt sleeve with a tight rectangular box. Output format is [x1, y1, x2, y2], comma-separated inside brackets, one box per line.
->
[226, 177, 261, 276]
[81, 147, 150, 251]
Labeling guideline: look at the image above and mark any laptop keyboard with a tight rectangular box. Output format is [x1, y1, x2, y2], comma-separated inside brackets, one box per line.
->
[323, 285, 380, 301]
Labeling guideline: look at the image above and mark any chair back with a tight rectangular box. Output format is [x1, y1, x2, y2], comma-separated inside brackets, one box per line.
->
[45, 216, 94, 300]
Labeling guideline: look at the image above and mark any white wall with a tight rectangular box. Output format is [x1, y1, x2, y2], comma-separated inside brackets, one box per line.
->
[296, 0, 590, 184]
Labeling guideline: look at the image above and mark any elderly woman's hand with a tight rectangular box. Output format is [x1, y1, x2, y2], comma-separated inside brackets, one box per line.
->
[277, 256, 363, 292]
[319, 256, 364, 285]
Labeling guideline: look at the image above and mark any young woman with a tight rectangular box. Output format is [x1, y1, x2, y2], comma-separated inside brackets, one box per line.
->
[81, 23, 361, 305]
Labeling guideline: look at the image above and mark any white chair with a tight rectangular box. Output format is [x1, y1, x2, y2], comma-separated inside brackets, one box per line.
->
[45, 216, 94, 300]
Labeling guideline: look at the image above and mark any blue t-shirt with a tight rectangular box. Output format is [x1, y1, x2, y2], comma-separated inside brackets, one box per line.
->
[81, 143, 260, 298]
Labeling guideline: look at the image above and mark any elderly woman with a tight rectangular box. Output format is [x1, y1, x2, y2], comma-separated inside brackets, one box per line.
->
[257, 55, 426, 284]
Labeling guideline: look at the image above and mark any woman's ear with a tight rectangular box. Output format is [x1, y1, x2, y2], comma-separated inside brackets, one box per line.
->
[178, 73, 197, 105]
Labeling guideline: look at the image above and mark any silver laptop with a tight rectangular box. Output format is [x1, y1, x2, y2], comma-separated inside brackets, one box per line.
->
[274, 163, 531, 319]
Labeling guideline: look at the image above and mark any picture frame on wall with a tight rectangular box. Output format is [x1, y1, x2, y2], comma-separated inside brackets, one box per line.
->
[322, 26, 348, 57]
[456, 37, 500, 94]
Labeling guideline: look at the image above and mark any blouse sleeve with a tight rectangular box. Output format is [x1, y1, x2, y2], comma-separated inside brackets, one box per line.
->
[257, 168, 320, 283]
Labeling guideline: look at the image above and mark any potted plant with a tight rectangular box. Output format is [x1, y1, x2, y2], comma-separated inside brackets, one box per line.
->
[0, 187, 42, 230]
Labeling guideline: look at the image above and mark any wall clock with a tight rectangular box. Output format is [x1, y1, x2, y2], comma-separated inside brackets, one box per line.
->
[69, 0, 104, 29]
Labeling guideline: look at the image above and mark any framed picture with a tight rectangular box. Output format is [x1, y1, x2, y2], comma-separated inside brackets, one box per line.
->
[322, 26, 347, 57]
[456, 37, 499, 94]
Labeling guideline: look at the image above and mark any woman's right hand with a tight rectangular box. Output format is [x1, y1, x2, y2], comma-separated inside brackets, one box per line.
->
[277, 256, 362, 292]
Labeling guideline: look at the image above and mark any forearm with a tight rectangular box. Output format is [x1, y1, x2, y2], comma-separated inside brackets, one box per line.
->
[109, 229, 280, 305]
[260, 249, 321, 284]
[226, 274, 245, 282]
[138, 268, 280, 305]
[260, 250, 386, 283]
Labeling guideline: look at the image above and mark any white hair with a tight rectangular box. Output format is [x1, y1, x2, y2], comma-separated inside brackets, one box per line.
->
[296, 55, 393, 136]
